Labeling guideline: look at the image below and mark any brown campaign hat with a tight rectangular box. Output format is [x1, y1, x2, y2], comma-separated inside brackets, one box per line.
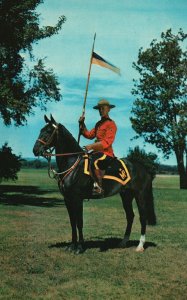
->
[93, 99, 115, 109]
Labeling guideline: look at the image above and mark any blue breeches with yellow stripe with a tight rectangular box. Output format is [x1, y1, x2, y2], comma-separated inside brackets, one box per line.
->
[90, 152, 113, 172]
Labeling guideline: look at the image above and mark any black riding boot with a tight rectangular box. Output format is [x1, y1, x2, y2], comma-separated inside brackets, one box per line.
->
[92, 169, 105, 196]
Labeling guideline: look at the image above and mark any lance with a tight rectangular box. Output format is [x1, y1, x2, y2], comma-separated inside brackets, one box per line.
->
[78, 33, 96, 144]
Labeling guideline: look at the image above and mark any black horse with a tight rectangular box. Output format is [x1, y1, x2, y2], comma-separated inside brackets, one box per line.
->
[33, 115, 156, 254]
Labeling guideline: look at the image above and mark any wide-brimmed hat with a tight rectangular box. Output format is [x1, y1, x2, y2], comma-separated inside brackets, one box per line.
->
[93, 99, 116, 110]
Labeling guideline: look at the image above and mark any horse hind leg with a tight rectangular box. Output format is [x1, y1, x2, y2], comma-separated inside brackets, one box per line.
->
[119, 189, 135, 248]
[135, 192, 147, 252]
[135, 184, 157, 252]
[146, 184, 156, 225]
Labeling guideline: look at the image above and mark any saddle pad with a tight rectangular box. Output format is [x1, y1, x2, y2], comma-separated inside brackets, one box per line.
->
[84, 156, 131, 185]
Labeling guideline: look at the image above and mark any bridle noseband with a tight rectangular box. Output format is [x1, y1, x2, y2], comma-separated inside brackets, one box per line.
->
[37, 124, 58, 150]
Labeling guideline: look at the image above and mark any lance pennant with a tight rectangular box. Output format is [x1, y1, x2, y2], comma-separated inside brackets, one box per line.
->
[92, 51, 121, 76]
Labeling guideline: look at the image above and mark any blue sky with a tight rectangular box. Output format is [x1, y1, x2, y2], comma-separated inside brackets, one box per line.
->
[1, 0, 187, 164]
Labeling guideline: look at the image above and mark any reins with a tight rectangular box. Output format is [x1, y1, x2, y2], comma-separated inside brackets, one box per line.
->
[49, 156, 81, 181]
[43, 147, 84, 181]
[43, 151, 85, 157]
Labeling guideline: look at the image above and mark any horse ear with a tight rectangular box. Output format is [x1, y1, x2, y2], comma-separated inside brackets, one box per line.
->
[50, 114, 57, 125]
[44, 115, 50, 123]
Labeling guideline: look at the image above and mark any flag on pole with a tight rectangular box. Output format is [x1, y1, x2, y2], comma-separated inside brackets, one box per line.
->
[92, 51, 121, 76]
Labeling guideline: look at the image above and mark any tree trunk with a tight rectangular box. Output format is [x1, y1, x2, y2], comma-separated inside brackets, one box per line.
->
[179, 166, 187, 189]
[175, 150, 187, 189]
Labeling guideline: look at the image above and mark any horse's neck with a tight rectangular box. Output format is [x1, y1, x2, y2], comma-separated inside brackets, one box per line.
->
[56, 124, 82, 171]
[57, 124, 82, 153]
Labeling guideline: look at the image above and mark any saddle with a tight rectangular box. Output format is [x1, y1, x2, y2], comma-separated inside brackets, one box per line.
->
[84, 155, 131, 186]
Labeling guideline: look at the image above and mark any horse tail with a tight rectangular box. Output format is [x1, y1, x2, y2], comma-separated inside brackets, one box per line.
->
[146, 181, 157, 225]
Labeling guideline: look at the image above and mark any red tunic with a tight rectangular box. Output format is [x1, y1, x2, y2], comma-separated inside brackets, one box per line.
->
[82, 118, 117, 157]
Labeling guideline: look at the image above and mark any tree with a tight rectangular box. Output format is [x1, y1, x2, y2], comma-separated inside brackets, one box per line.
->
[0, 143, 21, 182]
[127, 146, 159, 179]
[0, 0, 66, 126]
[131, 29, 187, 189]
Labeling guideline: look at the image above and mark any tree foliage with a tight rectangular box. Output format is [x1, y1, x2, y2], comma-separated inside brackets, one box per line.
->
[0, 143, 22, 182]
[0, 0, 66, 126]
[131, 29, 187, 188]
[127, 146, 159, 178]
[21, 158, 52, 168]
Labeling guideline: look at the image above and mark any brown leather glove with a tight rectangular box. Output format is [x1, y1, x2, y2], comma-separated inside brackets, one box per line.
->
[79, 116, 85, 124]
[78, 116, 86, 133]
[85, 142, 104, 152]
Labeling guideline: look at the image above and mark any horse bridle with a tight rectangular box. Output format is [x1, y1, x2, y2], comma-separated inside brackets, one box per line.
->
[37, 124, 58, 151]
[37, 123, 82, 180]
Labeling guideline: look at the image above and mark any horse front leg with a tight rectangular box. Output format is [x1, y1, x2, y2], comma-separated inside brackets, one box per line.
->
[64, 199, 78, 252]
[75, 199, 84, 254]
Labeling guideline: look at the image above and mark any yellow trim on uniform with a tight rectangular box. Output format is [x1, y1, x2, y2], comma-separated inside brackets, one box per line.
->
[94, 154, 107, 170]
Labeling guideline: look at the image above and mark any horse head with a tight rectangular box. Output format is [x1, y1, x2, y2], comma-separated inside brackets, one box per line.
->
[33, 114, 58, 157]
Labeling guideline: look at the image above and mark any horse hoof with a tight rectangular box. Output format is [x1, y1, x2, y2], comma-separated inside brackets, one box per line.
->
[75, 245, 84, 254]
[118, 237, 129, 248]
[65, 244, 76, 252]
[135, 246, 144, 252]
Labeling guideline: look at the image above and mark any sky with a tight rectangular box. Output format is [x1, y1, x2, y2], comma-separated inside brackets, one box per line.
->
[1, 0, 187, 164]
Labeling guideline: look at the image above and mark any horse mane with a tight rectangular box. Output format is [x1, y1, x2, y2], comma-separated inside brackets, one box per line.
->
[126, 156, 157, 179]
[58, 123, 83, 153]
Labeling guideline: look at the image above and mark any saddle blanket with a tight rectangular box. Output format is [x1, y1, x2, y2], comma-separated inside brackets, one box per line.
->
[84, 156, 131, 185]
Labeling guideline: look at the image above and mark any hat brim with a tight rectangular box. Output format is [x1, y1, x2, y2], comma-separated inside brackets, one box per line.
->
[93, 104, 115, 110]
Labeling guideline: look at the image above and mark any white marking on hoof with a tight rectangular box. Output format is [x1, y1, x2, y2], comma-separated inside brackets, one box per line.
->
[136, 235, 145, 252]
[135, 245, 144, 252]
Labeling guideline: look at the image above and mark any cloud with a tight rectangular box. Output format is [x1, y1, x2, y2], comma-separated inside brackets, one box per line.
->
[1, 0, 184, 165]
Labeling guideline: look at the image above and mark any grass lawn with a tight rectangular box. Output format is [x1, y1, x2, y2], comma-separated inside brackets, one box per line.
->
[0, 169, 187, 299]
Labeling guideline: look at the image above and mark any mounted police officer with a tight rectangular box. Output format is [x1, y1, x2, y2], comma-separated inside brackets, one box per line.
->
[79, 99, 117, 196]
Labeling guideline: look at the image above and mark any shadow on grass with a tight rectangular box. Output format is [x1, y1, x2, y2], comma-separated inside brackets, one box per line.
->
[0, 185, 64, 207]
[49, 238, 157, 252]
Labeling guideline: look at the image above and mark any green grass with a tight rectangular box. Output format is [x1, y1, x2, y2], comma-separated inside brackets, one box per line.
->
[0, 170, 187, 299]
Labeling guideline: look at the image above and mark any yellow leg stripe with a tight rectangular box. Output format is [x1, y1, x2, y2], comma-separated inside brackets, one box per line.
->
[94, 154, 107, 170]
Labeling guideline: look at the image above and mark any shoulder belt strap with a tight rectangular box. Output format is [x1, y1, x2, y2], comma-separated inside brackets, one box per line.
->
[95, 118, 113, 133]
